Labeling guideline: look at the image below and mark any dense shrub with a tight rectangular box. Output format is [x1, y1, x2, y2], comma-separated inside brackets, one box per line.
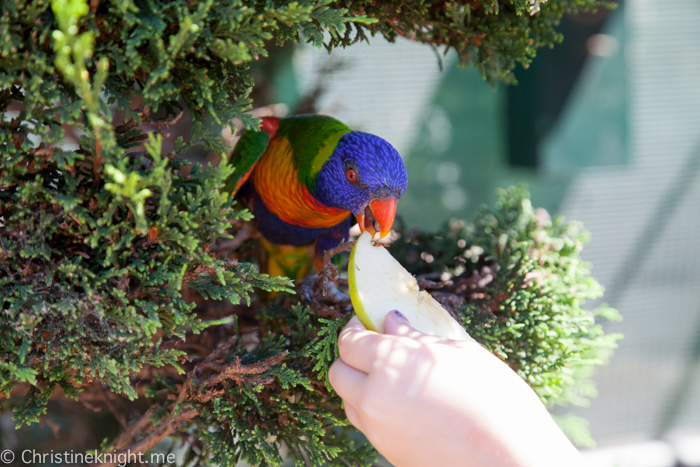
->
[1, 0, 617, 464]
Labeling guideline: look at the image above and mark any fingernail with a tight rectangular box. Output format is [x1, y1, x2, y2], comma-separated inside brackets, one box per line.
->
[391, 310, 409, 323]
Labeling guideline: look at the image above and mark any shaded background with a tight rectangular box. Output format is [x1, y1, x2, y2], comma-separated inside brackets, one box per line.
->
[275, 0, 700, 465]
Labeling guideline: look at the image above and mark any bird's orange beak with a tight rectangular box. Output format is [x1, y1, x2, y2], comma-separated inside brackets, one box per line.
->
[356, 197, 398, 239]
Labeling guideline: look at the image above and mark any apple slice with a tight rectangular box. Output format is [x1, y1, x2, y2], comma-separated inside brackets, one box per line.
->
[348, 231, 473, 342]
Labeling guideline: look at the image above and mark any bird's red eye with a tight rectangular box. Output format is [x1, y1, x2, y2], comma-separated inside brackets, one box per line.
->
[347, 169, 357, 182]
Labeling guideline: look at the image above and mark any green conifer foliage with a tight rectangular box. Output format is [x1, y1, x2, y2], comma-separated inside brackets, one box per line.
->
[1, 0, 616, 464]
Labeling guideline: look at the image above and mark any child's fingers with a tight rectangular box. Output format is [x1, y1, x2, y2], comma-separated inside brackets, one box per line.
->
[384, 310, 476, 349]
[342, 403, 364, 432]
[384, 310, 437, 341]
[383, 310, 447, 345]
[337, 316, 391, 373]
[328, 358, 367, 408]
[344, 315, 367, 332]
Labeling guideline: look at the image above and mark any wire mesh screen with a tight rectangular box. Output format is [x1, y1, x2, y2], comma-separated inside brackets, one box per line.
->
[294, 37, 450, 158]
[291, 0, 700, 455]
[558, 0, 700, 446]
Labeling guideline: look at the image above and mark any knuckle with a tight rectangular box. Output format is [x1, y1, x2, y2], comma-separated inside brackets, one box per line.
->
[357, 389, 383, 420]
[337, 328, 369, 357]
[344, 404, 363, 430]
[356, 389, 373, 410]
[327, 361, 339, 385]
[337, 331, 353, 356]
[407, 344, 437, 368]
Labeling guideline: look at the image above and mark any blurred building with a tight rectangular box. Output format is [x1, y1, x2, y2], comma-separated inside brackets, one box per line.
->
[293, 0, 700, 465]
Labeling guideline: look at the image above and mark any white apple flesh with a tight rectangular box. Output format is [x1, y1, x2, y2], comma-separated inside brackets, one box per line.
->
[348, 231, 473, 342]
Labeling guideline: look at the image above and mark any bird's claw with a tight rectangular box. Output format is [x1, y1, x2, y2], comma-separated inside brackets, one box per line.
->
[323, 282, 352, 309]
[299, 270, 353, 317]
[299, 273, 320, 306]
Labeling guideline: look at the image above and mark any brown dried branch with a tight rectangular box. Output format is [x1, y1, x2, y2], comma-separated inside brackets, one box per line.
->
[115, 106, 149, 134]
[449, 266, 496, 296]
[191, 388, 225, 403]
[429, 291, 465, 319]
[182, 264, 210, 283]
[313, 241, 355, 298]
[209, 221, 255, 256]
[417, 265, 499, 319]
[148, 111, 183, 135]
[100, 384, 128, 430]
[98, 408, 199, 467]
[110, 406, 159, 451]
[202, 352, 287, 388]
[93, 137, 103, 185]
[416, 272, 453, 290]
[114, 106, 183, 141]
[115, 108, 184, 139]
[94, 336, 288, 467]
[40, 415, 62, 439]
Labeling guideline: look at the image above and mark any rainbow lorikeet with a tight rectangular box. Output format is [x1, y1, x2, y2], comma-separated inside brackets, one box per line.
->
[226, 114, 408, 279]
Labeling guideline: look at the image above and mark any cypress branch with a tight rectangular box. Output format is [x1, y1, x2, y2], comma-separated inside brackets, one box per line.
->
[1, 0, 618, 462]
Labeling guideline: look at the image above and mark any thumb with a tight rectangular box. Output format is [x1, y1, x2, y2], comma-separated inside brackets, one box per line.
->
[383, 310, 470, 347]
[383, 310, 416, 336]
[383, 310, 444, 344]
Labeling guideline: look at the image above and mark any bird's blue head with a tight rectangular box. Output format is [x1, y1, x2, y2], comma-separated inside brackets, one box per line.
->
[314, 131, 408, 238]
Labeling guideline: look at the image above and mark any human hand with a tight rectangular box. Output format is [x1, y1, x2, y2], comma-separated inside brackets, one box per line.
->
[328, 311, 584, 467]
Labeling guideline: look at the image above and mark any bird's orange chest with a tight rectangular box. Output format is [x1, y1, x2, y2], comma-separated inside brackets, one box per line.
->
[251, 136, 350, 230]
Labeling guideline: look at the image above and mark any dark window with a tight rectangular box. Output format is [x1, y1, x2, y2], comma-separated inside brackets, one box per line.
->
[507, 7, 617, 168]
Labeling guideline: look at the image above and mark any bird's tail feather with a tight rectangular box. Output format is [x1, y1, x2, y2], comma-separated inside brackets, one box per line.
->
[258, 237, 314, 299]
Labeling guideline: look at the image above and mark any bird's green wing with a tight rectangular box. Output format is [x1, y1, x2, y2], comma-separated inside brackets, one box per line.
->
[224, 119, 275, 196]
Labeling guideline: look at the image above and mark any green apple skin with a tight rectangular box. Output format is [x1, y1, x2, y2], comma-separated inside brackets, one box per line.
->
[348, 237, 379, 332]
